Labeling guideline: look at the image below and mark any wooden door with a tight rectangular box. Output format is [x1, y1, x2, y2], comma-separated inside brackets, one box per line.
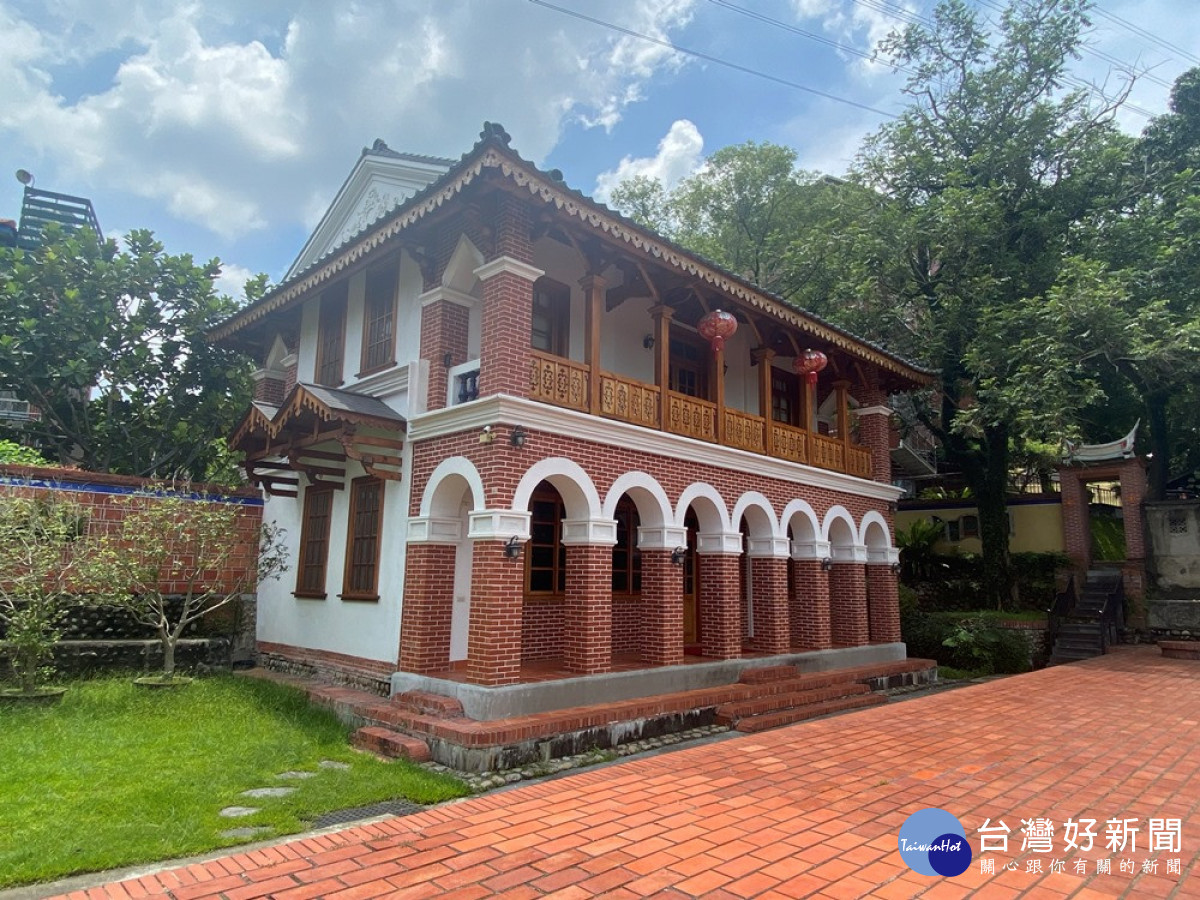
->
[683, 510, 700, 646]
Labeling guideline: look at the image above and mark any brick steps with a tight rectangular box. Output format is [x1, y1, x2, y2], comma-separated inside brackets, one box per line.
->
[718, 681, 872, 720]
[734, 694, 889, 733]
[351, 726, 432, 762]
[1160, 641, 1200, 661]
[739, 665, 802, 684]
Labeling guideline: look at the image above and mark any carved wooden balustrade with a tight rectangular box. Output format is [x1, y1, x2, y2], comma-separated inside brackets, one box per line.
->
[525, 353, 874, 478]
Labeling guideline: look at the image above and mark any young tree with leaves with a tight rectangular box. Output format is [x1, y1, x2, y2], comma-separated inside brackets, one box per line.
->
[96, 492, 287, 682]
[0, 227, 265, 480]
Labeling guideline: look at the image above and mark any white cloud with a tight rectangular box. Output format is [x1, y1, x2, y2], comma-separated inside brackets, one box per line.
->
[213, 261, 257, 302]
[0, 0, 698, 241]
[790, 0, 912, 77]
[593, 119, 705, 203]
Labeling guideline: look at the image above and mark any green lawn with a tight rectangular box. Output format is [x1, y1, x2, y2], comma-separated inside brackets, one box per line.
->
[0, 676, 468, 888]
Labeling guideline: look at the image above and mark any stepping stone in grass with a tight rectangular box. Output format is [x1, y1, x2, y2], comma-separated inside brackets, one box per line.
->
[219, 806, 260, 818]
[241, 786, 296, 798]
[220, 826, 272, 839]
[318, 760, 350, 770]
[275, 771, 316, 780]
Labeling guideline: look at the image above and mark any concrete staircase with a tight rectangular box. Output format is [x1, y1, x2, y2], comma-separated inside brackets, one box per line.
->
[1050, 569, 1122, 663]
[716, 665, 888, 733]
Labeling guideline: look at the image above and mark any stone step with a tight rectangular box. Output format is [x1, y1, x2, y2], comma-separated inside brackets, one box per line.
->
[1050, 648, 1101, 662]
[739, 665, 802, 684]
[715, 683, 871, 725]
[391, 690, 464, 718]
[352, 726, 432, 762]
[1159, 641, 1200, 661]
[735, 694, 888, 733]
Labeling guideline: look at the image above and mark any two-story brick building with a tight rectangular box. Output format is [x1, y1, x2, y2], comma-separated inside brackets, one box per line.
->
[215, 123, 934, 720]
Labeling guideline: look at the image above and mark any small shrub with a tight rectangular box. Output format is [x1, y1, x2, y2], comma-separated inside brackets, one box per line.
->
[0, 441, 50, 467]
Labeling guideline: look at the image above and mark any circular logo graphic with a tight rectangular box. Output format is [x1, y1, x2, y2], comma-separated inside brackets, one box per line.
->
[898, 808, 972, 877]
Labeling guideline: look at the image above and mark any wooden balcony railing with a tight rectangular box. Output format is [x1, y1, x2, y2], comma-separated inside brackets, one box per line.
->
[666, 392, 717, 443]
[530, 351, 589, 412]
[724, 409, 765, 454]
[524, 354, 874, 479]
[599, 372, 660, 429]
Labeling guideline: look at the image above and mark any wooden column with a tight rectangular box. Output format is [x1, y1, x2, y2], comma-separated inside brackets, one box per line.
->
[650, 304, 673, 432]
[834, 379, 851, 452]
[581, 273, 606, 415]
[714, 344, 726, 444]
[753, 348, 775, 456]
[801, 372, 814, 433]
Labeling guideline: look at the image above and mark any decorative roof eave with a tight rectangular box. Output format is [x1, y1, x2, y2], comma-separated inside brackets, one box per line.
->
[268, 384, 405, 440]
[210, 134, 933, 386]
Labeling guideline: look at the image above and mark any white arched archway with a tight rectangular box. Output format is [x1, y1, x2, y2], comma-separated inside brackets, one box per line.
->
[419, 457, 485, 519]
[674, 482, 731, 534]
[822, 505, 859, 548]
[860, 512, 892, 551]
[731, 491, 780, 540]
[511, 457, 604, 521]
[603, 471, 672, 529]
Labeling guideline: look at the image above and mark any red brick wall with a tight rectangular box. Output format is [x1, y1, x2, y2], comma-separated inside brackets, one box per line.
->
[420, 300, 471, 412]
[478, 271, 534, 398]
[750, 556, 790, 654]
[640, 550, 684, 666]
[612, 595, 641, 655]
[699, 554, 741, 660]
[0, 466, 262, 596]
[564, 543, 612, 674]
[1058, 458, 1148, 598]
[522, 598, 564, 662]
[398, 543, 456, 673]
[829, 563, 869, 646]
[254, 374, 285, 406]
[790, 560, 832, 649]
[467, 540, 525, 685]
[866, 564, 901, 643]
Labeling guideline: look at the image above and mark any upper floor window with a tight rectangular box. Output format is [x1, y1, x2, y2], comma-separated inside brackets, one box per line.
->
[315, 282, 348, 387]
[669, 333, 710, 400]
[342, 476, 384, 600]
[771, 369, 800, 426]
[531, 277, 570, 357]
[295, 486, 333, 598]
[361, 265, 397, 374]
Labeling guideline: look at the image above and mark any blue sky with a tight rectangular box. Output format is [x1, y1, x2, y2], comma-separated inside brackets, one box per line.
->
[2, 0, 1196, 299]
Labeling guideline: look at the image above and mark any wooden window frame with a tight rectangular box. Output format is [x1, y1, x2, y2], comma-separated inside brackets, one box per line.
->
[341, 476, 384, 601]
[611, 496, 642, 596]
[770, 368, 801, 426]
[294, 485, 334, 599]
[525, 482, 566, 598]
[531, 277, 570, 358]
[315, 283, 348, 387]
[359, 264, 398, 376]
[668, 331, 712, 400]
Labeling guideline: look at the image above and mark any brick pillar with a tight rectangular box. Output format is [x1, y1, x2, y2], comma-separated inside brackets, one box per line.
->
[699, 554, 741, 660]
[398, 544, 456, 673]
[791, 560, 832, 649]
[866, 564, 902, 643]
[251, 369, 285, 405]
[475, 196, 539, 400]
[466, 540, 524, 686]
[829, 563, 869, 646]
[420, 299, 470, 411]
[855, 381, 891, 484]
[750, 556, 790, 655]
[564, 544, 612, 675]
[640, 550, 684, 666]
[282, 353, 298, 395]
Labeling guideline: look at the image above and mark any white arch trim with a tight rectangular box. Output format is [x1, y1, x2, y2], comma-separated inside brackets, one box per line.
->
[780, 499, 822, 541]
[730, 491, 781, 539]
[673, 482, 731, 532]
[418, 456, 485, 517]
[859, 511, 893, 548]
[822, 505, 860, 545]
[602, 471, 672, 529]
[511, 457, 603, 520]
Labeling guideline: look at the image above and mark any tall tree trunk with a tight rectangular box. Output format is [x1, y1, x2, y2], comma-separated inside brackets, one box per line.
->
[1144, 389, 1170, 502]
[958, 425, 1013, 610]
[159, 626, 176, 681]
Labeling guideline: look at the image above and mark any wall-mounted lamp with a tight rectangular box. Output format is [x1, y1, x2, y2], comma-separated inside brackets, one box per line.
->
[503, 535, 523, 559]
[890, 561, 902, 575]
[510, 425, 528, 448]
[820, 557, 834, 571]
[478, 425, 495, 445]
[443, 352, 453, 369]
[670, 546, 687, 567]
[643, 334, 655, 350]
[887, 501, 898, 514]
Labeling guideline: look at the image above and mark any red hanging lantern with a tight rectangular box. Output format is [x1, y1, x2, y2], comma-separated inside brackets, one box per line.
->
[697, 309, 738, 354]
[793, 348, 828, 386]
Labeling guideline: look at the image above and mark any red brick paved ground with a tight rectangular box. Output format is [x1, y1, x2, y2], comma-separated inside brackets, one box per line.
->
[51, 647, 1200, 899]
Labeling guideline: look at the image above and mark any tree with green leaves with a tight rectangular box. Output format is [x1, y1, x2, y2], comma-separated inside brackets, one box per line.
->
[0, 226, 265, 480]
[841, 0, 1130, 607]
[95, 492, 287, 682]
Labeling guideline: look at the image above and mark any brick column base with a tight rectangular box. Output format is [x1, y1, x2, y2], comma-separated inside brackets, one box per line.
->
[751, 556, 790, 655]
[466, 541, 524, 686]
[564, 544, 612, 675]
[398, 544, 456, 674]
[866, 564, 902, 643]
[699, 554, 741, 660]
[829, 563, 869, 646]
[640, 550, 684, 666]
[791, 560, 832, 649]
